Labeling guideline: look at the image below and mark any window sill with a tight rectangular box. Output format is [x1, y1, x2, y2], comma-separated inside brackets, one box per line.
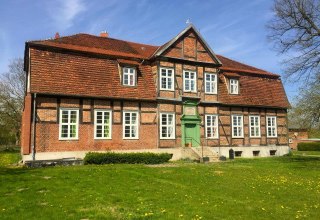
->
[183, 91, 197, 93]
[59, 138, 79, 141]
[94, 138, 112, 140]
[160, 89, 175, 92]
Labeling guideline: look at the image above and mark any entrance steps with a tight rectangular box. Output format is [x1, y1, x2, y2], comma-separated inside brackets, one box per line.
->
[182, 146, 220, 162]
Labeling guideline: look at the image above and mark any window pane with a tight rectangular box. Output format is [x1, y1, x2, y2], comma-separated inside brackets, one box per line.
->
[131, 113, 137, 124]
[104, 125, 110, 137]
[161, 77, 167, 89]
[162, 127, 167, 137]
[125, 126, 131, 137]
[168, 78, 172, 89]
[131, 126, 137, 137]
[69, 125, 77, 137]
[168, 127, 173, 137]
[61, 125, 68, 137]
[125, 114, 131, 124]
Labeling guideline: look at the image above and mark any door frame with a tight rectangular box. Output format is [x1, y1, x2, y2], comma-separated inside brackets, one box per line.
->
[181, 98, 201, 147]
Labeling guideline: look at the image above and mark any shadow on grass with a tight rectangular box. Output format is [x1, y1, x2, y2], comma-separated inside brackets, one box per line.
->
[0, 167, 31, 176]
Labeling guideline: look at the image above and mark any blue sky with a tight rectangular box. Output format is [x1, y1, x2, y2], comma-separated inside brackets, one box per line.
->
[0, 0, 300, 102]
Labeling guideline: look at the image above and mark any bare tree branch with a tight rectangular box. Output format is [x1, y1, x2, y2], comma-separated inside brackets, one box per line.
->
[267, 0, 320, 83]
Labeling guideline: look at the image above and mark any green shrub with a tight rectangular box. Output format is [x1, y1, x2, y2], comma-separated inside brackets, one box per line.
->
[297, 142, 320, 151]
[84, 152, 173, 165]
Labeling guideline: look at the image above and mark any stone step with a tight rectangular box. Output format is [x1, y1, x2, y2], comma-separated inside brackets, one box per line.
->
[190, 147, 220, 162]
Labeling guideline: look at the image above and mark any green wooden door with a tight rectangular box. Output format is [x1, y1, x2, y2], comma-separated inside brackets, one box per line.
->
[185, 123, 200, 147]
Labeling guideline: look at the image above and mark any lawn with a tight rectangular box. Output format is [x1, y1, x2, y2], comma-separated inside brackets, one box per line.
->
[292, 150, 320, 156]
[0, 151, 320, 219]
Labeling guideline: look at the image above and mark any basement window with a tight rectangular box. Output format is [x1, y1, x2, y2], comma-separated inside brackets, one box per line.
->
[270, 150, 277, 156]
[235, 151, 242, 157]
[253, 151, 260, 157]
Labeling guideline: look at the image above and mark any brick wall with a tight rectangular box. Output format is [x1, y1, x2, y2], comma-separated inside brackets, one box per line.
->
[21, 93, 32, 154]
[288, 129, 309, 149]
[154, 61, 218, 102]
[35, 96, 158, 152]
[33, 95, 288, 153]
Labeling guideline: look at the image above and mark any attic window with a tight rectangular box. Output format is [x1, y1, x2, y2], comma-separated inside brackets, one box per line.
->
[122, 67, 136, 86]
[229, 79, 239, 94]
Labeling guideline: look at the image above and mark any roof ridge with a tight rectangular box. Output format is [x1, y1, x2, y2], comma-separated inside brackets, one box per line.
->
[63, 33, 160, 48]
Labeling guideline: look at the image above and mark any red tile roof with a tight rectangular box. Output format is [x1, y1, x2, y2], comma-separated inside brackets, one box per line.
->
[29, 34, 279, 77]
[29, 48, 156, 101]
[29, 34, 159, 59]
[217, 55, 279, 77]
[27, 33, 289, 108]
[219, 75, 290, 108]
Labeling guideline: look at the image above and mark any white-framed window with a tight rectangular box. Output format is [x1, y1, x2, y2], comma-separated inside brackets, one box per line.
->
[205, 73, 217, 94]
[123, 111, 139, 139]
[160, 68, 174, 91]
[205, 115, 219, 139]
[229, 79, 239, 94]
[183, 70, 197, 92]
[249, 115, 260, 137]
[59, 108, 79, 140]
[160, 113, 175, 139]
[94, 110, 112, 139]
[123, 67, 136, 86]
[267, 116, 277, 137]
[232, 115, 243, 138]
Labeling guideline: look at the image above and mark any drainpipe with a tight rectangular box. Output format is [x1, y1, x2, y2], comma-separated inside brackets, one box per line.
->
[31, 93, 37, 161]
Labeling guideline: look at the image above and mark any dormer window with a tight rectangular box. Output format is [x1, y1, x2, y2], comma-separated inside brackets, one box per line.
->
[229, 79, 239, 94]
[123, 67, 136, 86]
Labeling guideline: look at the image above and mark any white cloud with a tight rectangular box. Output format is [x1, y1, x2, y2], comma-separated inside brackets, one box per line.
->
[46, 0, 86, 31]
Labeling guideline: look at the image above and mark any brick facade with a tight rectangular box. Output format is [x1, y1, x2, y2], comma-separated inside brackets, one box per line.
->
[21, 25, 290, 158]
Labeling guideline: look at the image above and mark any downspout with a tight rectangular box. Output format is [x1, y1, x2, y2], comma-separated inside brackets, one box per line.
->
[31, 93, 37, 161]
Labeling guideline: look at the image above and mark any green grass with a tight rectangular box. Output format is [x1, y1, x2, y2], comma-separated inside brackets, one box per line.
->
[0, 154, 320, 219]
[293, 151, 320, 156]
[0, 146, 21, 167]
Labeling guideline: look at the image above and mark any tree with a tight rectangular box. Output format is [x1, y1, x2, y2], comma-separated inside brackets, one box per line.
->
[0, 58, 26, 145]
[268, 0, 320, 82]
[288, 81, 320, 136]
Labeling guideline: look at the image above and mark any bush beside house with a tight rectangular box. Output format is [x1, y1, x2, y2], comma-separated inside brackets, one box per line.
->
[297, 142, 320, 151]
[84, 152, 173, 165]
